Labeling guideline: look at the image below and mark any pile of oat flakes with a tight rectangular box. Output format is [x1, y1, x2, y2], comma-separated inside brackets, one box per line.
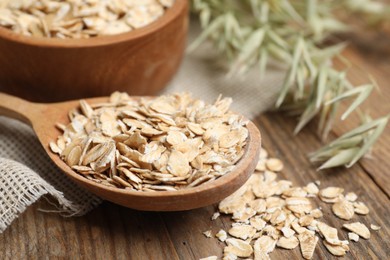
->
[201, 149, 380, 260]
[0, 0, 174, 38]
[50, 92, 249, 191]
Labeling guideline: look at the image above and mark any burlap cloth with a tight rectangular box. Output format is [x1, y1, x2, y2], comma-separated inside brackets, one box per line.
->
[0, 21, 285, 233]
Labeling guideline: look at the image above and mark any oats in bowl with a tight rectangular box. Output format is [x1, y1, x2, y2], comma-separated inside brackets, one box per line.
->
[0, 0, 188, 102]
[0, 0, 175, 38]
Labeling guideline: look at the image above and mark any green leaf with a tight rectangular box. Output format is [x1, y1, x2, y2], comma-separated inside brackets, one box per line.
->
[276, 38, 304, 107]
[294, 102, 318, 134]
[335, 116, 387, 140]
[236, 27, 266, 63]
[267, 30, 289, 50]
[312, 135, 363, 158]
[326, 84, 371, 105]
[260, 1, 270, 24]
[280, 0, 305, 24]
[187, 14, 226, 53]
[306, 0, 317, 22]
[312, 42, 347, 61]
[318, 147, 360, 170]
[315, 68, 328, 108]
[341, 85, 373, 120]
[311, 115, 388, 169]
[325, 84, 374, 120]
[310, 149, 336, 162]
[317, 71, 344, 139]
[224, 13, 241, 43]
[258, 48, 268, 78]
[296, 67, 306, 99]
[200, 8, 211, 27]
[347, 116, 388, 167]
[301, 43, 318, 82]
[267, 44, 292, 62]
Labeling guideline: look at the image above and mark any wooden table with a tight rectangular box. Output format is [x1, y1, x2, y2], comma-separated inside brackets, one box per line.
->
[1, 37, 389, 259]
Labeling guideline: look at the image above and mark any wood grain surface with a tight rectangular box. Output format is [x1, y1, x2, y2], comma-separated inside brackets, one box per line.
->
[0, 34, 389, 259]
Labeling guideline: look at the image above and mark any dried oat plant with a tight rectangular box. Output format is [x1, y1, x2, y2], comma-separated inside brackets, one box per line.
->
[189, 0, 389, 169]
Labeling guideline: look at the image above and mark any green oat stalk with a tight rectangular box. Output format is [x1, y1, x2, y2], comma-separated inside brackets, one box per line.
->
[189, 0, 389, 169]
[310, 115, 389, 169]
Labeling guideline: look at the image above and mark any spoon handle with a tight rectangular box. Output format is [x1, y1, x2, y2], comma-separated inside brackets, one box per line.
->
[0, 92, 41, 125]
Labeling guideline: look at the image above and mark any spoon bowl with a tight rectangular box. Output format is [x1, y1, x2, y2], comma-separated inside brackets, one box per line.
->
[0, 92, 261, 211]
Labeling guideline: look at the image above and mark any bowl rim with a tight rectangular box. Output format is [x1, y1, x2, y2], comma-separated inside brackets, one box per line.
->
[0, 0, 187, 48]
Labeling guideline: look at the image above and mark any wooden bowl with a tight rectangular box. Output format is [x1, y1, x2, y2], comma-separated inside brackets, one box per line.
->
[0, 0, 188, 102]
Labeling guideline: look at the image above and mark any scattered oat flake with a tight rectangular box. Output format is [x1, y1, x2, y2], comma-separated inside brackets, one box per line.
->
[216, 230, 227, 242]
[277, 236, 299, 250]
[203, 230, 212, 238]
[255, 160, 266, 172]
[250, 216, 266, 231]
[319, 187, 344, 200]
[211, 212, 220, 221]
[316, 222, 339, 244]
[299, 215, 314, 227]
[286, 197, 312, 214]
[291, 221, 308, 235]
[323, 240, 349, 256]
[269, 209, 287, 225]
[198, 144, 377, 259]
[309, 208, 323, 219]
[348, 232, 359, 242]
[266, 158, 284, 172]
[332, 199, 354, 220]
[283, 187, 307, 198]
[304, 182, 319, 195]
[225, 238, 253, 258]
[353, 201, 369, 215]
[370, 224, 381, 231]
[259, 148, 269, 159]
[254, 236, 276, 255]
[281, 227, 295, 238]
[298, 231, 318, 259]
[232, 207, 256, 222]
[223, 252, 238, 260]
[343, 222, 370, 239]
[319, 187, 343, 197]
[199, 256, 217, 260]
[218, 187, 247, 214]
[228, 224, 256, 240]
[345, 192, 358, 202]
[248, 199, 266, 214]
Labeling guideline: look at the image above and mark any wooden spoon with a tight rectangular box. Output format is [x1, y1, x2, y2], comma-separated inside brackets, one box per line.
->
[0, 92, 261, 211]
